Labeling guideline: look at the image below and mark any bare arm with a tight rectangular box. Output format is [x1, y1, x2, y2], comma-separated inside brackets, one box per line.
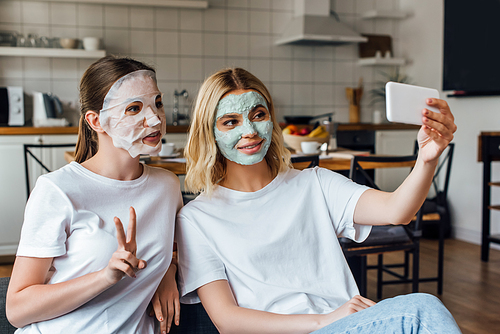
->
[197, 280, 375, 334]
[6, 207, 147, 328]
[354, 98, 457, 226]
[151, 260, 180, 334]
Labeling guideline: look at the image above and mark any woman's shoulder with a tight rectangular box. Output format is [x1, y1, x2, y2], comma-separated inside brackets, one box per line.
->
[144, 165, 180, 183]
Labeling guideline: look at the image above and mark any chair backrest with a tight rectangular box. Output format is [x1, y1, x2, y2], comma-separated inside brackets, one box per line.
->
[349, 154, 421, 232]
[0, 277, 16, 334]
[290, 155, 320, 169]
[414, 142, 455, 204]
[349, 154, 418, 190]
[24, 143, 76, 199]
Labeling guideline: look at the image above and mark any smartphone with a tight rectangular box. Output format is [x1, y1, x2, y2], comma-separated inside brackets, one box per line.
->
[385, 82, 440, 125]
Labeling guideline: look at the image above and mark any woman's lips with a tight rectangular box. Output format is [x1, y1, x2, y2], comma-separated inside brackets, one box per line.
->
[237, 139, 264, 154]
[142, 131, 161, 145]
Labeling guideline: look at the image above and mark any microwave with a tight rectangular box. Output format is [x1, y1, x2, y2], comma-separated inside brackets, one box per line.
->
[0, 86, 24, 126]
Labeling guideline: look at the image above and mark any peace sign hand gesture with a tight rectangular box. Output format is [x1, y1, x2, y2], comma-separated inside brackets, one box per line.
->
[102, 207, 147, 285]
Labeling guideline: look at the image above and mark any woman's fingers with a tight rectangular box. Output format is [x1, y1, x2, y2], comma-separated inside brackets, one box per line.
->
[127, 206, 137, 244]
[114, 217, 127, 249]
[174, 296, 180, 326]
[350, 295, 376, 310]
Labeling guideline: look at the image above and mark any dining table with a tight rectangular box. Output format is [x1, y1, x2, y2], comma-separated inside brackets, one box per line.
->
[64, 149, 416, 175]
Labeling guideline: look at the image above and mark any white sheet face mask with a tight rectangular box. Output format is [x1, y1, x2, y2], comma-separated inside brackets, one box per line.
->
[214, 91, 273, 165]
[99, 70, 166, 158]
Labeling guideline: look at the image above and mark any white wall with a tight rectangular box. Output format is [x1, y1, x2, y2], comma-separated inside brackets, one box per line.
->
[0, 0, 405, 125]
[400, 0, 500, 246]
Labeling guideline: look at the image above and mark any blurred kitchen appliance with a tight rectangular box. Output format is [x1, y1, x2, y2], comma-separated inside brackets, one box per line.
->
[172, 89, 189, 126]
[32, 91, 68, 127]
[0, 31, 18, 46]
[284, 112, 334, 125]
[0, 86, 24, 126]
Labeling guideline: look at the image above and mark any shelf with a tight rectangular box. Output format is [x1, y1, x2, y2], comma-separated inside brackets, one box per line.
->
[0, 47, 106, 59]
[488, 182, 500, 187]
[362, 10, 409, 19]
[487, 205, 500, 211]
[358, 57, 406, 66]
[16, 0, 209, 8]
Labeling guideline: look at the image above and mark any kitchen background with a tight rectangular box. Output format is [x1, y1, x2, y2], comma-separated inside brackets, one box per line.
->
[0, 0, 401, 125]
[1, 0, 499, 251]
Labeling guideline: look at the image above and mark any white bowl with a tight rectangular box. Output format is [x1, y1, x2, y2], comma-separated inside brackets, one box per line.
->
[83, 37, 100, 51]
[283, 134, 329, 153]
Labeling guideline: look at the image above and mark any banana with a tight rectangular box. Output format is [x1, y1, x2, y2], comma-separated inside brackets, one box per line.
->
[308, 125, 327, 138]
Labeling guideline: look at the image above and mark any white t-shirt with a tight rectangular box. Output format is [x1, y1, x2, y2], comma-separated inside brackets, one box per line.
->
[176, 167, 370, 315]
[16, 162, 182, 334]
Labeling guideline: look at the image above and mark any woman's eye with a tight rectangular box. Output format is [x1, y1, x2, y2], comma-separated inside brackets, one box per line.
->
[126, 105, 141, 113]
[254, 111, 266, 120]
[156, 100, 164, 109]
[124, 101, 143, 115]
[223, 119, 238, 127]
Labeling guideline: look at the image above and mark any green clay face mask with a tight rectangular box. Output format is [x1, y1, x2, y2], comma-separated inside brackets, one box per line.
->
[214, 91, 273, 165]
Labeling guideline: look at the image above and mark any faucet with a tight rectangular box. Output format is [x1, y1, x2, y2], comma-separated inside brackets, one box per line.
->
[173, 89, 189, 126]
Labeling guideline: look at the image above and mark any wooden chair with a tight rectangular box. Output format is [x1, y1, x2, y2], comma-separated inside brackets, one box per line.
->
[23, 143, 76, 199]
[290, 154, 320, 169]
[340, 154, 422, 298]
[410, 142, 455, 294]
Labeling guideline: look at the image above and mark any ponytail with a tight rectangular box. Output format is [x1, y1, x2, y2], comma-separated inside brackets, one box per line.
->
[74, 114, 97, 164]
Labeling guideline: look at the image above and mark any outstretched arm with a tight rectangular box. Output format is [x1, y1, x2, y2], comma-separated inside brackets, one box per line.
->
[6, 207, 147, 328]
[197, 280, 375, 334]
[354, 98, 457, 226]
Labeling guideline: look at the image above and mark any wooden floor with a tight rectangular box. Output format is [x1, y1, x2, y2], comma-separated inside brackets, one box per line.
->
[365, 239, 500, 334]
[1, 239, 499, 333]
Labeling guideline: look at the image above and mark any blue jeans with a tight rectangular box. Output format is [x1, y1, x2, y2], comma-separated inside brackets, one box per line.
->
[311, 293, 461, 334]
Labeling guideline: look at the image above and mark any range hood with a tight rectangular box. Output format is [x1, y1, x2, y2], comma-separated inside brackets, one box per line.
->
[275, 0, 367, 46]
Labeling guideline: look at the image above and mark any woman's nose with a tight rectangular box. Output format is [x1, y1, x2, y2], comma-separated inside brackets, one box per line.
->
[241, 130, 257, 138]
[143, 107, 161, 127]
[241, 120, 257, 137]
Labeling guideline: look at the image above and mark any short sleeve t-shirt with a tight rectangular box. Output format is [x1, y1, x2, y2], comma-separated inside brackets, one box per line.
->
[15, 162, 182, 334]
[176, 167, 370, 315]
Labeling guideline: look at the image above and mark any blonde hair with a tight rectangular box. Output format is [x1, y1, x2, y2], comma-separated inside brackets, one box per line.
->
[184, 68, 291, 195]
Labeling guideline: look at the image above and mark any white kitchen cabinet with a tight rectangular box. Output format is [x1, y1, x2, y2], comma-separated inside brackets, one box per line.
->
[0, 134, 77, 256]
[375, 129, 419, 191]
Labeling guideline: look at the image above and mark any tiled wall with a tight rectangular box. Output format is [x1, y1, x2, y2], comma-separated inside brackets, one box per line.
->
[0, 0, 402, 125]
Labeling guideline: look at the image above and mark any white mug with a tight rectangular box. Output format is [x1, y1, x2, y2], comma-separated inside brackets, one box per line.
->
[83, 37, 100, 51]
[301, 141, 321, 154]
[160, 142, 175, 156]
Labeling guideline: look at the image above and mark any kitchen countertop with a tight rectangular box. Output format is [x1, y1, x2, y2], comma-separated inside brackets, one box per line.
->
[0, 125, 190, 135]
[0, 123, 418, 136]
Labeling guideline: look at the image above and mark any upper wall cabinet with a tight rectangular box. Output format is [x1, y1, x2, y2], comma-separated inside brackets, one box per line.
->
[361, 10, 409, 20]
[17, 0, 209, 9]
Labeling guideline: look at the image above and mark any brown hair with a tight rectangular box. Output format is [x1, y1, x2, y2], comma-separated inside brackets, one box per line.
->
[184, 68, 291, 195]
[74, 55, 155, 163]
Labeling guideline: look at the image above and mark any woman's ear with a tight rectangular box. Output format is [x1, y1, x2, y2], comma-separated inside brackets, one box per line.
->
[85, 110, 105, 133]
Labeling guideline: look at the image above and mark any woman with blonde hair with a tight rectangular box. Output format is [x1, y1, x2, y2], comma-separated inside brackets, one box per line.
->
[7, 56, 181, 334]
[175, 67, 461, 334]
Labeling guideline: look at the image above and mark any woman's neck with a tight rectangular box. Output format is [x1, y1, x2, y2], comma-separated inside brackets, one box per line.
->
[81, 143, 143, 181]
[220, 159, 274, 192]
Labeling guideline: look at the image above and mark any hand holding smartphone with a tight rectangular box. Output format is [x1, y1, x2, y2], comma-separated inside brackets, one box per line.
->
[385, 82, 440, 125]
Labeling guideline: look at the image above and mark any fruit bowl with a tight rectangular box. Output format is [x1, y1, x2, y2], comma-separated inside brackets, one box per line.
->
[283, 133, 329, 153]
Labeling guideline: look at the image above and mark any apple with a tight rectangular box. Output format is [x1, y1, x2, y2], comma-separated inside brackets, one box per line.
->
[299, 127, 311, 136]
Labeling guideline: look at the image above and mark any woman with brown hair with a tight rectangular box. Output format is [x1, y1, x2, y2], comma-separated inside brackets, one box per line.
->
[175, 67, 461, 333]
[7, 56, 182, 334]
